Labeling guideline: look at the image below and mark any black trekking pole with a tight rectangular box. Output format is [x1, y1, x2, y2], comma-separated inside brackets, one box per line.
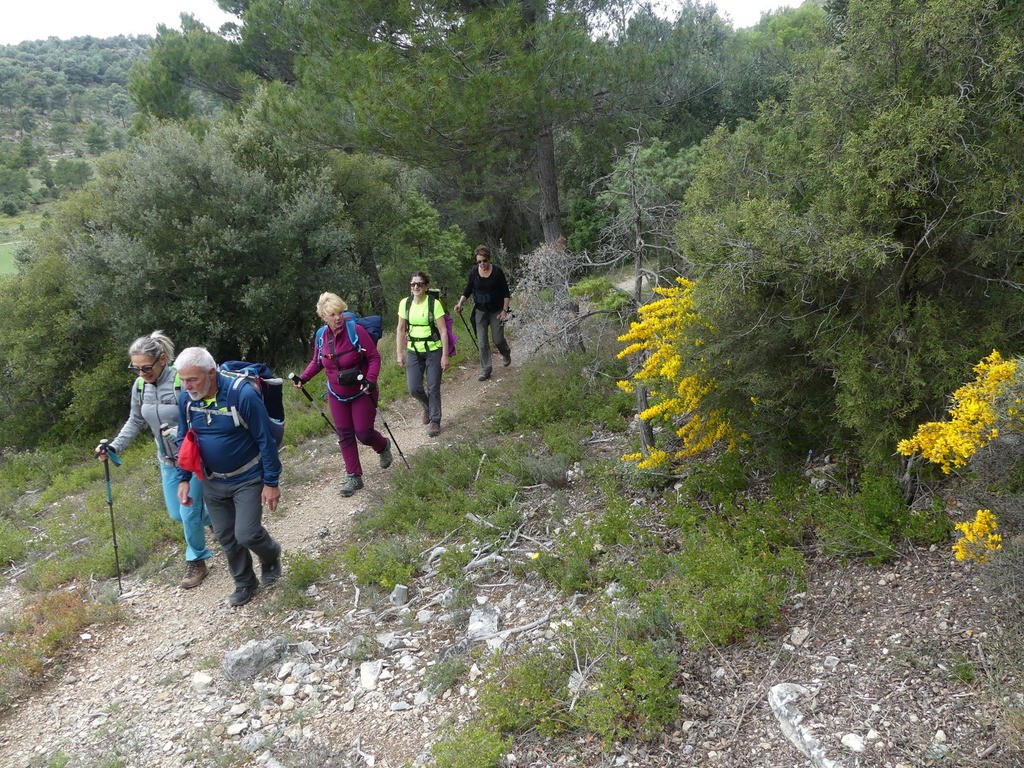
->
[359, 376, 412, 471]
[98, 439, 123, 595]
[456, 307, 478, 346]
[288, 373, 334, 429]
[377, 413, 411, 470]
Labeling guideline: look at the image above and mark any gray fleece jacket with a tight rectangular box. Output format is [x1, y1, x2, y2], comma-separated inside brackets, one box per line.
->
[109, 366, 181, 465]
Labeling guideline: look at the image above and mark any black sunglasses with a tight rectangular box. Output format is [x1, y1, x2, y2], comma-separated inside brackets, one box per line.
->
[410, 281, 426, 287]
[127, 363, 159, 374]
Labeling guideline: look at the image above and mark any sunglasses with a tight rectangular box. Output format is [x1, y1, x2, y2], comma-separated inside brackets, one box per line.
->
[127, 363, 159, 374]
[476, 260, 489, 264]
[410, 281, 426, 287]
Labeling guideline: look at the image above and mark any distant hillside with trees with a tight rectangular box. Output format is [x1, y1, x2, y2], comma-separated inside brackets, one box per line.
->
[0, 35, 151, 214]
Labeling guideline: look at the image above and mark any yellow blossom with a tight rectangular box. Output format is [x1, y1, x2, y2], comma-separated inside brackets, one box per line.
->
[952, 509, 1002, 563]
[897, 351, 1017, 473]
[617, 278, 738, 468]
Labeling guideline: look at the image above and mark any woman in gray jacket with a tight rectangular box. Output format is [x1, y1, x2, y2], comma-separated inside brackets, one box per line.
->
[99, 331, 211, 589]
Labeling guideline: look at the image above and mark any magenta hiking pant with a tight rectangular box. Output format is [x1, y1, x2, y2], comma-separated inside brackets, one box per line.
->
[328, 391, 387, 477]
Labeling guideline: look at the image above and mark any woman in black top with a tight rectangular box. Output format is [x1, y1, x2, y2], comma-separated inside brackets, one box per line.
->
[454, 245, 511, 381]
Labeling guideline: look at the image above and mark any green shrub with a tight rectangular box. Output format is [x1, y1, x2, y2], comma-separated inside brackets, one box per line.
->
[664, 526, 804, 647]
[274, 551, 331, 609]
[479, 647, 572, 737]
[533, 520, 603, 593]
[341, 539, 417, 590]
[492, 356, 631, 433]
[432, 723, 511, 768]
[574, 635, 679, 745]
[0, 525, 27, 567]
[812, 473, 934, 563]
[423, 655, 469, 696]
[671, 450, 748, 509]
[569, 276, 631, 311]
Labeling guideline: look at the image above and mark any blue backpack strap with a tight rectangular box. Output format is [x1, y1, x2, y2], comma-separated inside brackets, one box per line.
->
[315, 325, 327, 351]
[223, 375, 249, 430]
[343, 312, 363, 352]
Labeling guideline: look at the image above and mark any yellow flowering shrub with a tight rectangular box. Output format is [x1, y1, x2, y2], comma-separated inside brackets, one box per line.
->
[896, 351, 1017, 473]
[618, 278, 737, 469]
[952, 509, 1003, 563]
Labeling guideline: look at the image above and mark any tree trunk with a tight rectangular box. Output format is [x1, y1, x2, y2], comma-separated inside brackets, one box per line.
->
[534, 118, 563, 244]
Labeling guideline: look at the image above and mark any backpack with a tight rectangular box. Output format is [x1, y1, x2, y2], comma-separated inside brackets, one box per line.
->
[204, 361, 286, 445]
[315, 312, 383, 357]
[135, 372, 181, 405]
[402, 289, 457, 357]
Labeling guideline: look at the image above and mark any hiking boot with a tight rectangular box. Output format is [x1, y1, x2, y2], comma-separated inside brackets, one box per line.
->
[502, 352, 512, 367]
[339, 474, 364, 497]
[261, 558, 282, 588]
[229, 583, 259, 607]
[379, 439, 394, 469]
[180, 559, 208, 590]
[421, 409, 430, 425]
[427, 422, 441, 437]
[478, 370, 492, 381]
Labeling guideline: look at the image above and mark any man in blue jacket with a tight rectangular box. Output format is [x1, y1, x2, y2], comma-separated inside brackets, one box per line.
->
[175, 347, 283, 607]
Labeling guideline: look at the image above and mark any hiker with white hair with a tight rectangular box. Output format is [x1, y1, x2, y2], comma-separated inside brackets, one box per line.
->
[174, 346, 283, 607]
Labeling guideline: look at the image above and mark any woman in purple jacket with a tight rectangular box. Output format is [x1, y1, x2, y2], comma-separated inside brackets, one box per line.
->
[295, 292, 393, 497]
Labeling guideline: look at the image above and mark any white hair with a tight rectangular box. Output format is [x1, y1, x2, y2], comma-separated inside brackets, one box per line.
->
[174, 347, 217, 371]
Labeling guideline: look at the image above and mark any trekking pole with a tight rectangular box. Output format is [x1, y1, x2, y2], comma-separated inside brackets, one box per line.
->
[377, 414, 411, 470]
[456, 307, 478, 346]
[358, 375, 412, 471]
[98, 439, 123, 595]
[288, 373, 334, 429]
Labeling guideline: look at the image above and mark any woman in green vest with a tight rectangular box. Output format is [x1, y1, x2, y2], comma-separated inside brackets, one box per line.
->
[396, 271, 450, 437]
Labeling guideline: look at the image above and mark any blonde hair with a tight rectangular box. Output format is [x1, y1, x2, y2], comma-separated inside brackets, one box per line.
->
[316, 292, 348, 321]
[128, 330, 174, 364]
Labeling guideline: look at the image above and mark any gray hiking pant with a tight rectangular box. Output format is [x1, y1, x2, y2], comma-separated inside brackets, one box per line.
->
[203, 476, 280, 589]
[406, 347, 443, 425]
[475, 308, 511, 374]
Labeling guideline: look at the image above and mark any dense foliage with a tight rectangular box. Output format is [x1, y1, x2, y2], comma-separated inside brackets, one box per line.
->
[617, 0, 1024, 471]
[0, 111, 466, 448]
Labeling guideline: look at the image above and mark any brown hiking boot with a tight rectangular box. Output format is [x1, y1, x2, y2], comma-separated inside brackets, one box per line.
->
[180, 559, 208, 589]
[427, 421, 441, 437]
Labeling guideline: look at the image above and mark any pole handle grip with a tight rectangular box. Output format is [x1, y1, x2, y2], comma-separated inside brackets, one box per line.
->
[99, 439, 122, 466]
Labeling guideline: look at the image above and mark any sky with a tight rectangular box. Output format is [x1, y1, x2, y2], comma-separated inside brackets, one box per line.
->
[1, 0, 236, 46]
[703, 0, 797, 28]
[1, 0, 796, 47]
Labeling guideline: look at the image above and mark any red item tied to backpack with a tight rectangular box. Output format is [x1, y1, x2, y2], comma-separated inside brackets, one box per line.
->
[176, 428, 205, 480]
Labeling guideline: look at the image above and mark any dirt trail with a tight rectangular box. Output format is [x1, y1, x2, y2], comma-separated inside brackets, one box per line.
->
[0, 357, 516, 768]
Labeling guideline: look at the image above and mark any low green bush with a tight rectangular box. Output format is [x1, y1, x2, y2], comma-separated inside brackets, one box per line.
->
[479, 647, 572, 737]
[569, 276, 632, 311]
[274, 551, 331, 609]
[423, 655, 470, 696]
[341, 538, 418, 590]
[574, 634, 679, 745]
[492, 355, 631, 433]
[431, 723, 511, 768]
[663, 529, 804, 647]
[811, 473, 948, 563]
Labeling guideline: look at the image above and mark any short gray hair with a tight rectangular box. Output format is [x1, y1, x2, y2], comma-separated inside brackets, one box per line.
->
[175, 347, 217, 372]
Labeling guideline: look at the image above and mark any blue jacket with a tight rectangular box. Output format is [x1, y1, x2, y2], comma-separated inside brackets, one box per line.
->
[174, 372, 282, 487]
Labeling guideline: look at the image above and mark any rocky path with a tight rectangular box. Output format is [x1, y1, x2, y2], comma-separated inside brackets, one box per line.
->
[0, 359, 516, 768]
[1, 350, 1023, 768]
